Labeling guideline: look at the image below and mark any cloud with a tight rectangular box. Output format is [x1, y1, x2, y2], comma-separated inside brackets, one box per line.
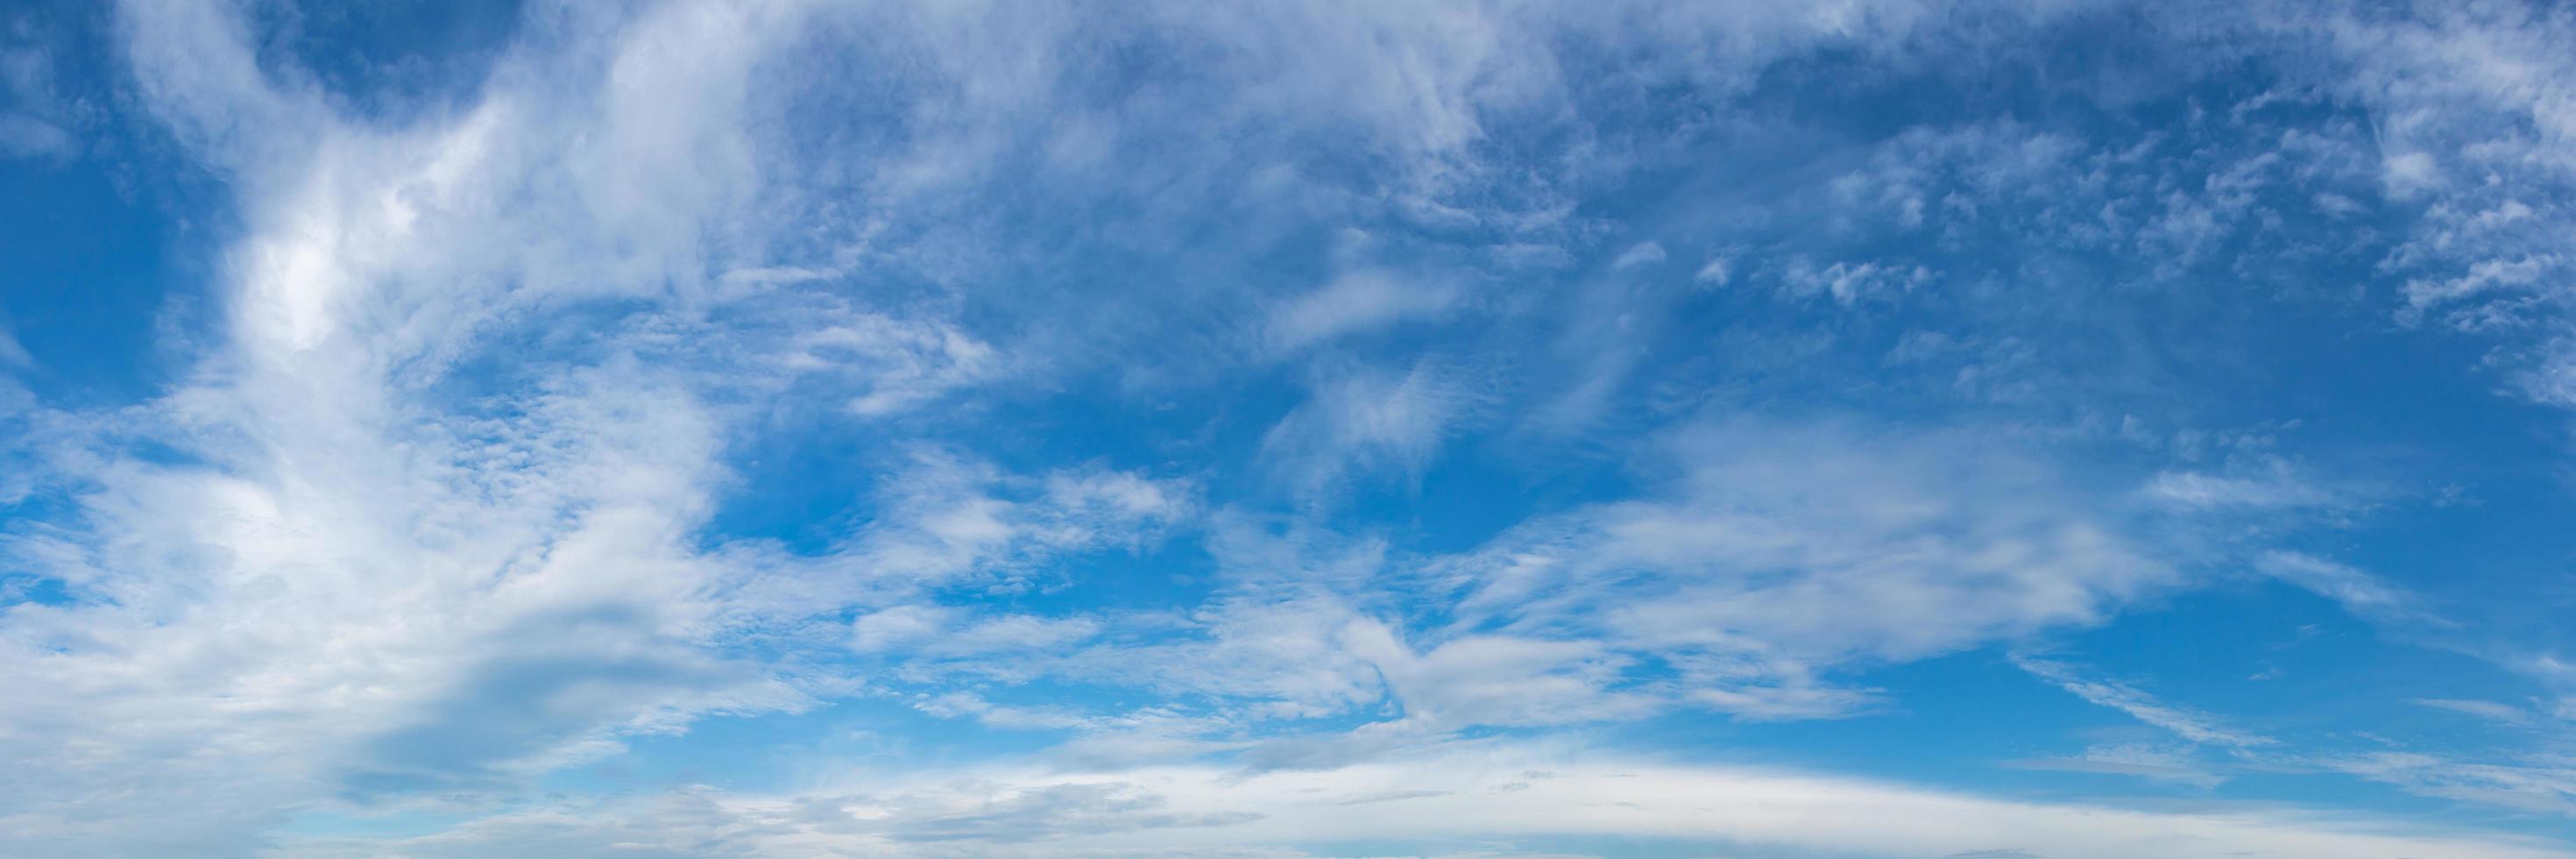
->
[265, 743, 2576, 859]
[1266, 270, 1458, 353]
[2143, 468, 2347, 511]
[2323, 752, 2576, 817]
[1775, 258, 1934, 304]
[1430, 419, 2175, 716]
[2002, 741, 2229, 789]
[907, 415, 2187, 739]
[0, 38, 77, 160]
[2012, 655, 2274, 749]
[0, 321, 31, 368]
[0, 0, 1106, 848]
[15, 0, 2576, 854]
[890, 611, 1103, 660]
[2413, 698, 2542, 728]
[1609, 241, 1666, 270]
[2256, 550, 2443, 628]
[782, 309, 1001, 416]
[1693, 254, 1734, 286]
[0, 111, 69, 158]
[1259, 359, 1483, 500]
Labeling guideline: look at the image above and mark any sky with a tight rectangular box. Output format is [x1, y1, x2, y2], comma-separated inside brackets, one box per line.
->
[7, 0, 2576, 856]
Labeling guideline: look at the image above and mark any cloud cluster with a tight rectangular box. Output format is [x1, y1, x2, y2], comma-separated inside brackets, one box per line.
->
[9, 0, 2576, 855]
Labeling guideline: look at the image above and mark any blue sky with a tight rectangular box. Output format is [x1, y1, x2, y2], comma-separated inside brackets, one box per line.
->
[8, 0, 2576, 856]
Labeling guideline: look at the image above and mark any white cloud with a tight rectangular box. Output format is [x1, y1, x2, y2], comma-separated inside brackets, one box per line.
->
[2324, 751, 2576, 817]
[1355, 628, 1660, 729]
[0, 39, 77, 160]
[1777, 258, 1934, 304]
[1426, 419, 2175, 716]
[0, 111, 68, 158]
[2012, 655, 2274, 749]
[1259, 359, 1483, 500]
[2143, 467, 2346, 510]
[852, 605, 954, 653]
[2414, 698, 2541, 728]
[2003, 741, 2229, 789]
[1609, 241, 1666, 270]
[1694, 254, 1734, 287]
[2403, 255, 2558, 321]
[732, 452, 1194, 621]
[2257, 550, 2440, 628]
[0, 0, 1104, 848]
[779, 309, 1001, 416]
[0, 321, 31, 368]
[267, 743, 2575, 859]
[2382, 151, 2440, 196]
[16, 0, 2576, 853]
[1266, 270, 1457, 352]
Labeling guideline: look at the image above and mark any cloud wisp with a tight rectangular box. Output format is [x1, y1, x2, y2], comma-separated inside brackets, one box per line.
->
[7, 0, 2576, 856]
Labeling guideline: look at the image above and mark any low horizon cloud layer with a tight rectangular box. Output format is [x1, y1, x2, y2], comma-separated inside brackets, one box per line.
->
[8, 0, 2576, 856]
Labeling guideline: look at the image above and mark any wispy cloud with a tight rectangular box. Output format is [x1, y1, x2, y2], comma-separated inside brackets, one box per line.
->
[263, 743, 2576, 859]
[2012, 654, 2274, 749]
[11, 0, 2576, 854]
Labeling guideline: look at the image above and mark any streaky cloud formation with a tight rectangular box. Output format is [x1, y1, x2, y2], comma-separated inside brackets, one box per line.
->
[6, 0, 2576, 856]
